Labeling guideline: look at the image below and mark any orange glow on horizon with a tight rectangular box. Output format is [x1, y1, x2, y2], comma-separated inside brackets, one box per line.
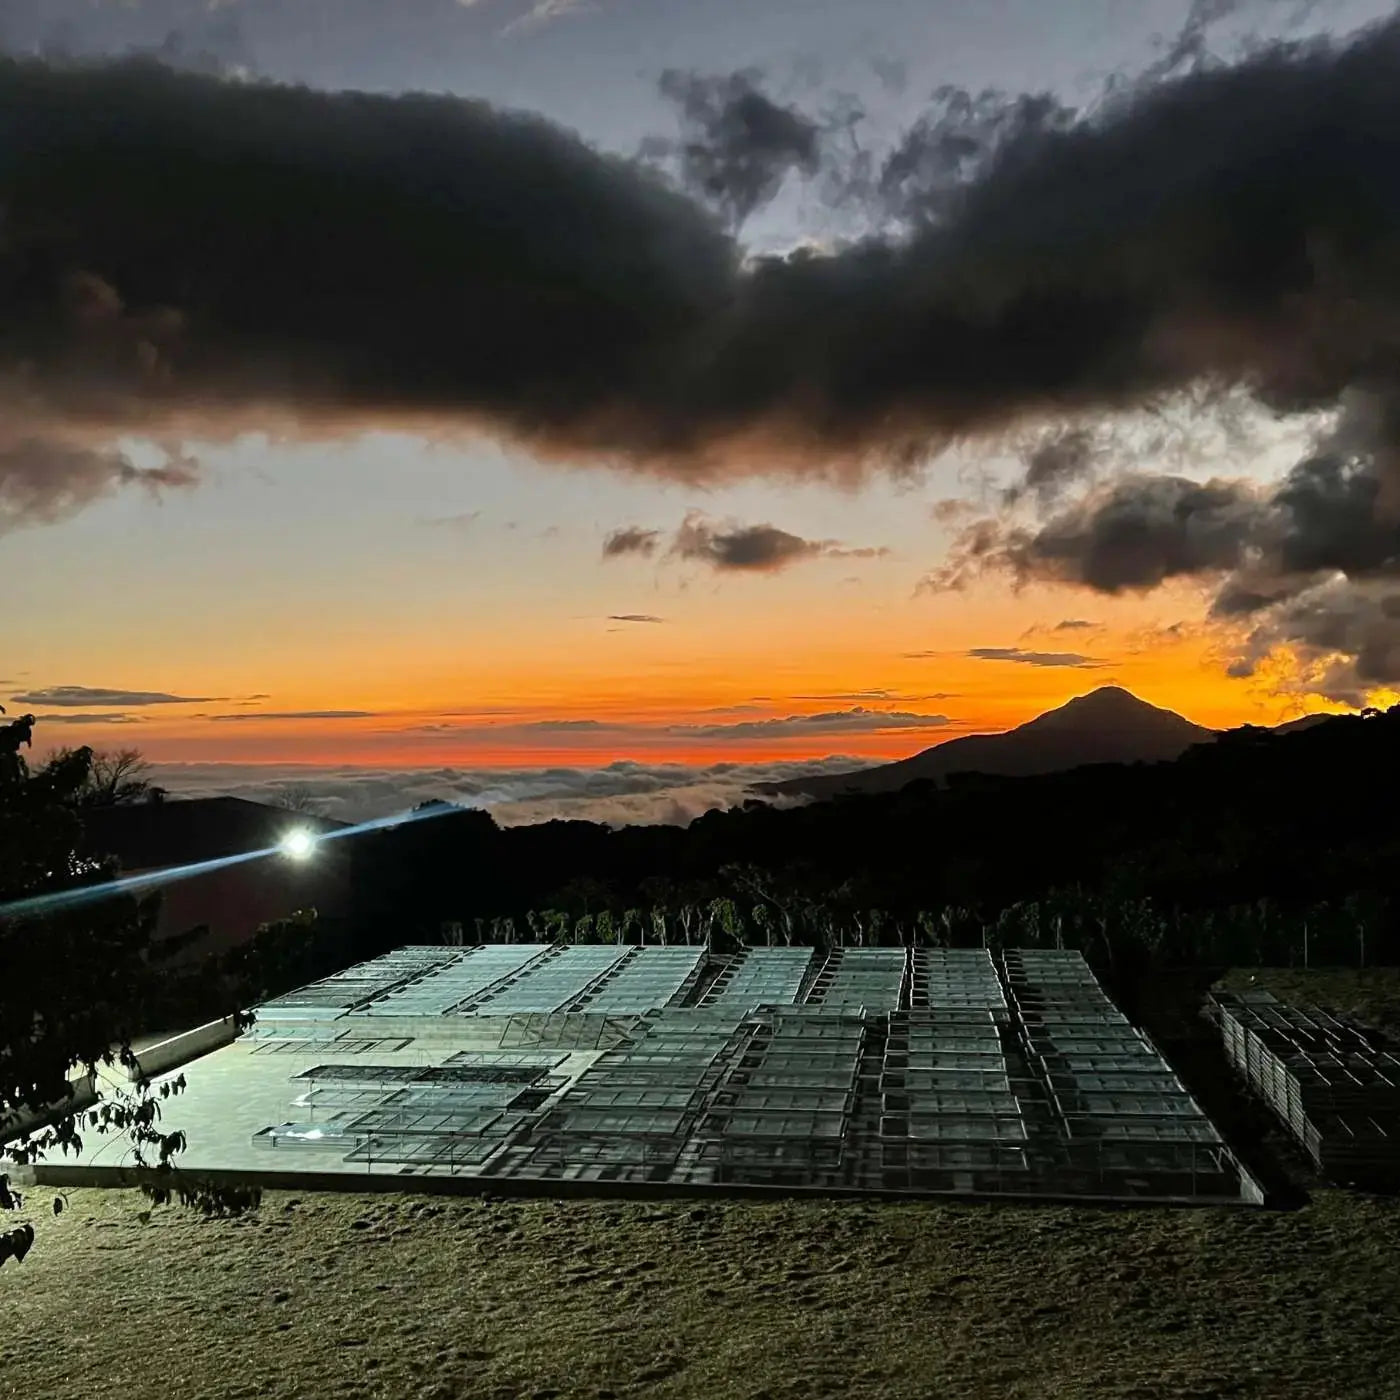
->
[22, 591, 1369, 772]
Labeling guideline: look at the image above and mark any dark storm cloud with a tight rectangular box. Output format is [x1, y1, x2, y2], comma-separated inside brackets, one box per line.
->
[601, 527, 663, 559]
[870, 85, 1077, 226]
[933, 387, 1400, 695]
[1003, 427, 1102, 508]
[653, 67, 823, 226]
[14, 685, 218, 706]
[964, 451, 1400, 606]
[1126, 0, 1329, 93]
[954, 476, 1269, 594]
[1269, 449, 1400, 577]
[1228, 577, 1400, 703]
[967, 647, 1103, 668]
[0, 20, 1377, 476]
[14, 21, 1400, 498]
[0, 438, 197, 532]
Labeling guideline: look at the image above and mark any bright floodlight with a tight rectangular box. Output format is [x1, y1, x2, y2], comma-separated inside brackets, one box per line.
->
[279, 828, 316, 860]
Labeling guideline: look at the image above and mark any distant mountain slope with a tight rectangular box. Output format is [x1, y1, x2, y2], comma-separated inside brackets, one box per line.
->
[1270, 712, 1341, 736]
[757, 687, 1219, 800]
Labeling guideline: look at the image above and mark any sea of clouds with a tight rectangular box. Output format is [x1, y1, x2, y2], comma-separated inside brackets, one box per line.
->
[147, 755, 866, 827]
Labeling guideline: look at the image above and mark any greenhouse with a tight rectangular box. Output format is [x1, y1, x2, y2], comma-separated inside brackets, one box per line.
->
[1214, 989, 1400, 1185]
[30, 944, 1263, 1205]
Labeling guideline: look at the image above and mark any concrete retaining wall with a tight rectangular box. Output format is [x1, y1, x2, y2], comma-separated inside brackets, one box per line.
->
[127, 1019, 240, 1082]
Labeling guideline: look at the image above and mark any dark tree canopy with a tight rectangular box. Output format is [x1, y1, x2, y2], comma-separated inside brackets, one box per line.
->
[338, 706, 1400, 971]
[0, 720, 262, 1261]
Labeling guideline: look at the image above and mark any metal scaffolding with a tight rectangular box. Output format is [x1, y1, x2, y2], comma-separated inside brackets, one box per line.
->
[236, 945, 1261, 1203]
[803, 948, 907, 1013]
[1214, 989, 1400, 1185]
[1005, 951, 1240, 1200]
[700, 946, 814, 1012]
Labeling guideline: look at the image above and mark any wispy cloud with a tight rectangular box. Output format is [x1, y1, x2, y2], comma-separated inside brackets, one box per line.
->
[670, 513, 889, 573]
[500, 0, 597, 37]
[33, 711, 142, 725]
[602, 526, 662, 559]
[13, 685, 220, 707]
[608, 613, 666, 624]
[421, 510, 481, 530]
[604, 513, 888, 575]
[791, 689, 958, 703]
[673, 706, 951, 741]
[517, 718, 624, 733]
[395, 716, 627, 736]
[207, 710, 376, 723]
[967, 647, 1104, 669]
[384, 704, 952, 744]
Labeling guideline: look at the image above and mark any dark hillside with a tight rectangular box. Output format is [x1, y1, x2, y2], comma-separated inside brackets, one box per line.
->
[342, 705, 1400, 967]
[759, 686, 1219, 799]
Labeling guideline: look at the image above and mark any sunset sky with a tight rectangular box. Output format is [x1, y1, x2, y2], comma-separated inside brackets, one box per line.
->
[5, 0, 1399, 823]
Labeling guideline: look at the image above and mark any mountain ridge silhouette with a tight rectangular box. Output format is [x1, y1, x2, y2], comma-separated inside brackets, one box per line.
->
[759, 686, 1235, 800]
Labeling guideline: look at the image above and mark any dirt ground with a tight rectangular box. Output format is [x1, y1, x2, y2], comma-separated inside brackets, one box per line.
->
[3, 1185, 1398, 1400]
[5, 966, 1400, 1400]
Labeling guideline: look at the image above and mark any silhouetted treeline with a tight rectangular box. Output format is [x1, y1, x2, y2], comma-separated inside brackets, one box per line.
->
[430, 891, 1386, 967]
[342, 707, 1400, 969]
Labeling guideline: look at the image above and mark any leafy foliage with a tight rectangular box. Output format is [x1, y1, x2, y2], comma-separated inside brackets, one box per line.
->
[45, 746, 159, 807]
[0, 722, 261, 1262]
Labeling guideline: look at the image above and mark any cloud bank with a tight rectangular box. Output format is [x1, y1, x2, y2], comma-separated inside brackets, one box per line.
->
[146, 755, 873, 827]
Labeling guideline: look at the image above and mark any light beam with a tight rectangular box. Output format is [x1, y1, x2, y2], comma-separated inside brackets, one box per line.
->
[0, 800, 475, 925]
